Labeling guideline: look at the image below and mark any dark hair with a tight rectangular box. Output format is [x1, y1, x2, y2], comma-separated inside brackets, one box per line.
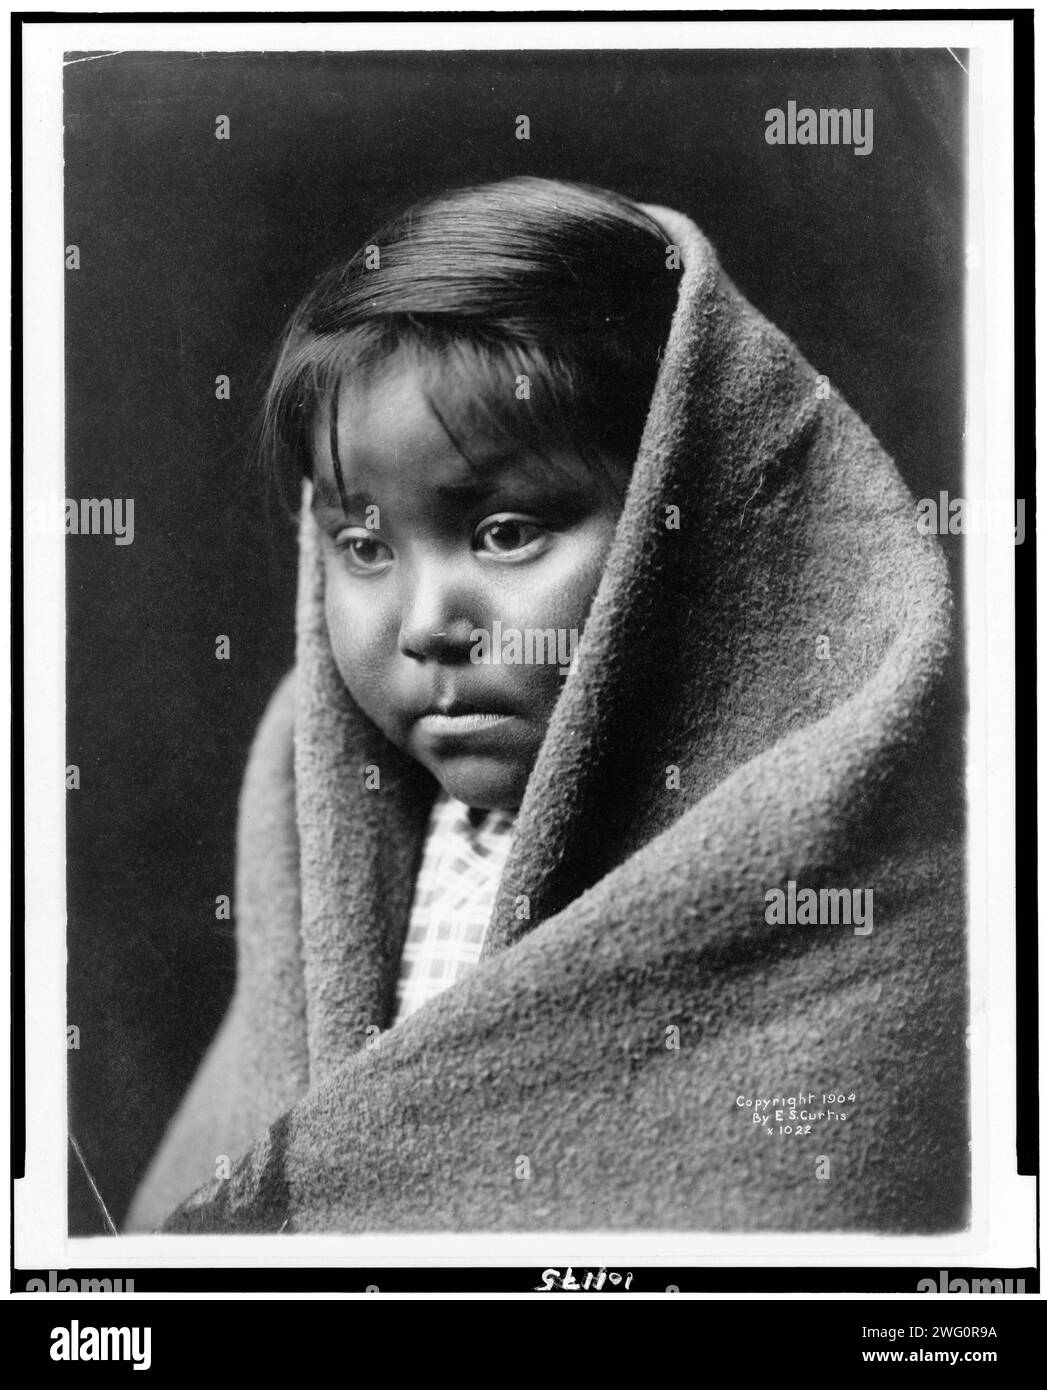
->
[260, 176, 681, 500]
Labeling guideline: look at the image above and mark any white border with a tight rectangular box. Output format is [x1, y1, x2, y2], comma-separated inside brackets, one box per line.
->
[16, 15, 1032, 1284]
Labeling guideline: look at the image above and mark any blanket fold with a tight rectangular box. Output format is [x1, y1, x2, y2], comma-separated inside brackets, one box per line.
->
[127, 204, 967, 1234]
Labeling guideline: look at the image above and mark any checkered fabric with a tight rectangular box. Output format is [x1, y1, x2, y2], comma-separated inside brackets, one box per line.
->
[391, 791, 516, 1026]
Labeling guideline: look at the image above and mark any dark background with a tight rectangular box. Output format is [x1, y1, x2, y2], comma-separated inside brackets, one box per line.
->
[64, 48, 966, 1232]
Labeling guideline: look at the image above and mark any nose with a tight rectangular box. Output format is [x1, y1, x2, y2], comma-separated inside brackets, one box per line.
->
[396, 558, 482, 663]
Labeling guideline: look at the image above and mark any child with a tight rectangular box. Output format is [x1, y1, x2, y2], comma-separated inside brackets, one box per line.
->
[128, 177, 967, 1233]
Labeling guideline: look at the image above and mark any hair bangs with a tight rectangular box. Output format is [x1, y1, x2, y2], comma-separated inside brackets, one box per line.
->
[256, 177, 682, 498]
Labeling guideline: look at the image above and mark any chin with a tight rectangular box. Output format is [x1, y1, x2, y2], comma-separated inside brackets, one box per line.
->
[430, 758, 528, 813]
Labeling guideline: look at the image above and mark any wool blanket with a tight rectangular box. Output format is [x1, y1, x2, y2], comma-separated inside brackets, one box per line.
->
[127, 205, 968, 1233]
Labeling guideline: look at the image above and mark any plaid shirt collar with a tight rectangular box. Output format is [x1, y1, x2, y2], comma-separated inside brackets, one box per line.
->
[391, 791, 516, 1025]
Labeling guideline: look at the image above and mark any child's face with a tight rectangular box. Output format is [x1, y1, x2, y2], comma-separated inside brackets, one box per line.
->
[310, 364, 631, 811]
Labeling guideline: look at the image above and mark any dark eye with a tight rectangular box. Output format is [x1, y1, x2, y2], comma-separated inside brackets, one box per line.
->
[334, 530, 393, 574]
[474, 517, 546, 557]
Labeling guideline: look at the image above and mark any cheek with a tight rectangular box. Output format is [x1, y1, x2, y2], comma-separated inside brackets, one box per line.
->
[568, 523, 618, 620]
[477, 523, 616, 713]
[322, 565, 394, 700]
[516, 520, 617, 631]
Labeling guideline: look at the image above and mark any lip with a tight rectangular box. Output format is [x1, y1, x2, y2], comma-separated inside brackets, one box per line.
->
[414, 693, 520, 720]
[415, 711, 517, 737]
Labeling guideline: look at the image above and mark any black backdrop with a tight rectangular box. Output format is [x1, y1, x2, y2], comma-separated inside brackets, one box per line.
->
[64, 48, 966, 1232]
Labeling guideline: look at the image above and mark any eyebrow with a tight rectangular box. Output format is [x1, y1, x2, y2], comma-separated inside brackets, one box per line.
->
[309, 471, 527, 516]
[310, 476, 370, 514]
[309, 434, 595, 516]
